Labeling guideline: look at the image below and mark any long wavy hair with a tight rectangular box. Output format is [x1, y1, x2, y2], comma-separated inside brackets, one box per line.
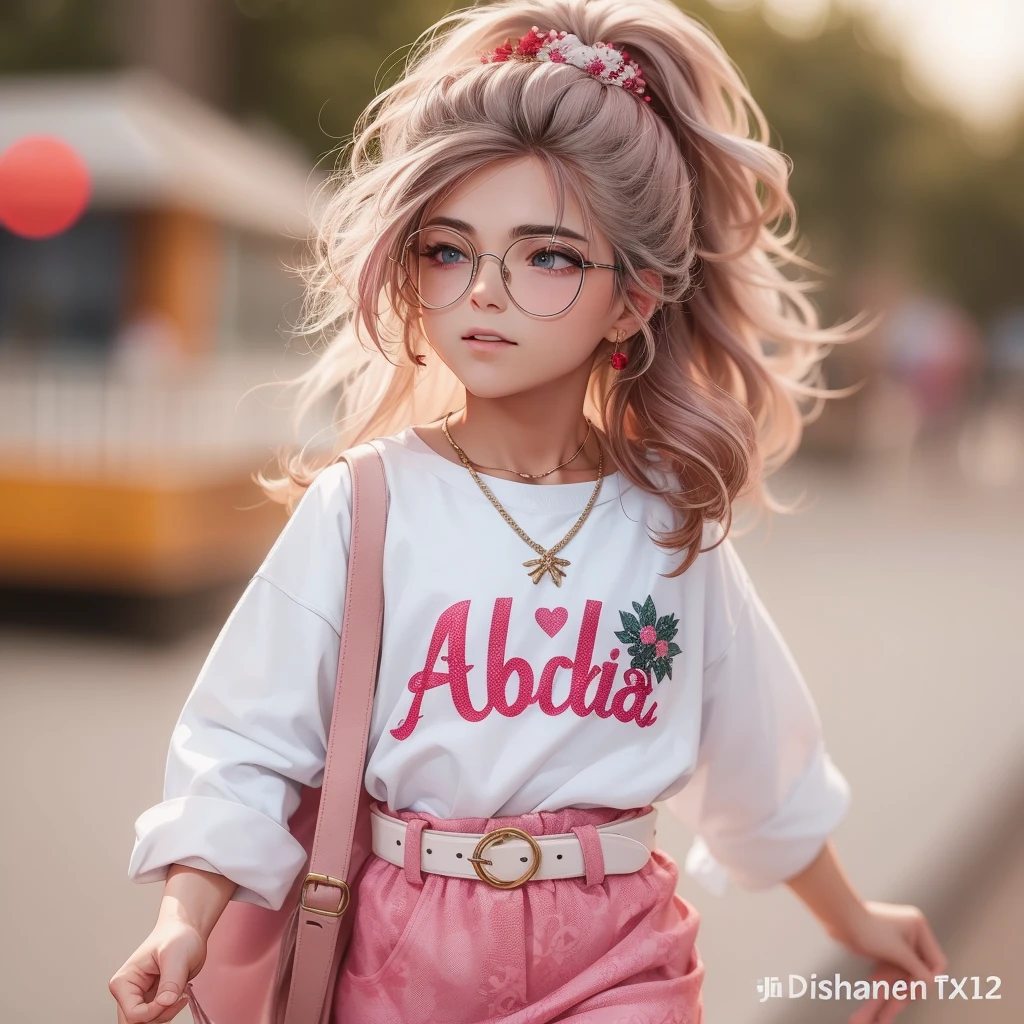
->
[257, 0, 871, 576]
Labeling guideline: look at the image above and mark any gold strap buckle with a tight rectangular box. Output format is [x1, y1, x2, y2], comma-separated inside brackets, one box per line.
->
[300, 872, 351, 917]
[467, 826, 542, 889]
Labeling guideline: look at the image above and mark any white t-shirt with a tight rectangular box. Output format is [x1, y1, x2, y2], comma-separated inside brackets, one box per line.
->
[128, 427, 850, 911]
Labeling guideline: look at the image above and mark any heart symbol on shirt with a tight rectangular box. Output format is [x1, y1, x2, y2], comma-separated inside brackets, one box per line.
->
[535, 607, 568, 637]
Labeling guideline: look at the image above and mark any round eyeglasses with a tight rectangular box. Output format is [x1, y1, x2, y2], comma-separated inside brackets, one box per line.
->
[392, 226, 623, 318]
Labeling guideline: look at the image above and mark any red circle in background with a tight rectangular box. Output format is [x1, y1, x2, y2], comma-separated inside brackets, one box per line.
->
[0, 135, 92, 239]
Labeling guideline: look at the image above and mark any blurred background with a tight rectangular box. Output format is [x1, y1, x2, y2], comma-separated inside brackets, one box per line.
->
[0, 0, 1021, 1021]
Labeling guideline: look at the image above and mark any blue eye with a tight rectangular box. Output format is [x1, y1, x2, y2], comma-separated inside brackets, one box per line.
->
[422, 244, 467, 265]
[529, 247, 583, 271]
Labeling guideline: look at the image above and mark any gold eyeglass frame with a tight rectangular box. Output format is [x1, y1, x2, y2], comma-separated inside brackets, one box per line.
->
[390, 226, 623, 318]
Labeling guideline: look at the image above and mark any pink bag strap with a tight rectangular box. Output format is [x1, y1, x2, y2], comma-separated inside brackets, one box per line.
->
[282, 440, 388, 1023]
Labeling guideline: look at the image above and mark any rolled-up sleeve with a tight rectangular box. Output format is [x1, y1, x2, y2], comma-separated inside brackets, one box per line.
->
[127, 461, 352, 912]
[665, 538, 852, 897]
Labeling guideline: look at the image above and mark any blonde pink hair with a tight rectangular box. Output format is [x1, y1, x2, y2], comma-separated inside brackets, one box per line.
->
[259, 0, 870, 575]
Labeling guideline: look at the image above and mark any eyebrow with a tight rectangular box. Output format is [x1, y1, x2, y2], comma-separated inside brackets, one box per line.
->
[423, 215, 590, 245]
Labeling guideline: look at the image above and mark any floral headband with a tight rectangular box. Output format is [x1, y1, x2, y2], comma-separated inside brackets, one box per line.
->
[480, 26, 651, 103]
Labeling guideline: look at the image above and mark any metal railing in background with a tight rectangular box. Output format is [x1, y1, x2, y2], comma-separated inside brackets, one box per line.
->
[0, 351, 316, 476]
[0, 350, 326, 595]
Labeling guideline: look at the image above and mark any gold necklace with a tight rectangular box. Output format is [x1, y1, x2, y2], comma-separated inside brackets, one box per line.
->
[467, 419, 592, 479]
[441, 410, 605, 586]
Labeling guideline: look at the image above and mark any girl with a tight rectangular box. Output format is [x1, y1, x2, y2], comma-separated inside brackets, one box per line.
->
[111, 1, 947, 1022]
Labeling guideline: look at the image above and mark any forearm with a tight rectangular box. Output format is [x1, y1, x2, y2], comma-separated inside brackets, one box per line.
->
[784, 838, 868, 942]
[157, 863, 238, 941]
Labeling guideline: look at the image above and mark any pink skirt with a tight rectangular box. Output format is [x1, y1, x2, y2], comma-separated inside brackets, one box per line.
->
[333, 802, 704, 1023]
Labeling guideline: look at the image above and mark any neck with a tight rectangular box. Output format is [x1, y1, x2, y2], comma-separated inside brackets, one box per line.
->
[446, 375, 605, 483]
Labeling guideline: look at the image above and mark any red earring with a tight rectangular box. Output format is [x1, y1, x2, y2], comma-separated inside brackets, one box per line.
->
[610, 330, 628, 370]
[414, 353, 426, 366]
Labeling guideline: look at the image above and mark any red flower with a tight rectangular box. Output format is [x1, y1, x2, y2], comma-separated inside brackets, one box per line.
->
[516, 30, 545, 57]
[639, 625, 657, 644]
[489, 40, 513, 63]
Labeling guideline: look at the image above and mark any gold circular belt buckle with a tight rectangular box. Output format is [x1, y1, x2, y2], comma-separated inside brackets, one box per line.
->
[467, 826, 542, 889]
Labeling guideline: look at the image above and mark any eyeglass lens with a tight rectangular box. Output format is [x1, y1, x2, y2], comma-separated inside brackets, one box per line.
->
[401, 227, 586, 316]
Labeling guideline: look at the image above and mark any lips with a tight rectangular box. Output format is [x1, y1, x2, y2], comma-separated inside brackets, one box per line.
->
[462, 329, 515, 344]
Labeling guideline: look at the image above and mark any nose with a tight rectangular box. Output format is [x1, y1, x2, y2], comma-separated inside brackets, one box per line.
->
[470, 252, 509, 310]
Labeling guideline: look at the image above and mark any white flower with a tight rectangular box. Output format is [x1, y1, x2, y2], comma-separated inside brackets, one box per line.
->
[594, 44, 625, 75]
[571, 45, 602, 67]
[532, 32, 643, 93]
[537, 32, 583, 62]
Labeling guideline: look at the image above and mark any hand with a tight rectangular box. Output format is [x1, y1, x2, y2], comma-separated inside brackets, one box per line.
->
[829, 900, 947, 1024]
[109, 919, 207, 1023]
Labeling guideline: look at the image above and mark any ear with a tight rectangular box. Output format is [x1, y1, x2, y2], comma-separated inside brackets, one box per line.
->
[605, 268, 662, 343]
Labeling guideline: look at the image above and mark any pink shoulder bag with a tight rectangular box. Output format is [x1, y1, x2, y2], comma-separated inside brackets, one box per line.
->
[183, 441, 388, 1024]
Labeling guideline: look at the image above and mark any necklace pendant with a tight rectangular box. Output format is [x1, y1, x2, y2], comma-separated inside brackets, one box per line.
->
[522, 553, 571, 586]
[440, 411, 602, 590]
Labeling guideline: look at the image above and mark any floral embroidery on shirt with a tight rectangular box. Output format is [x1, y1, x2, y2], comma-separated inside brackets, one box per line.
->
[614, 594, 681, 683]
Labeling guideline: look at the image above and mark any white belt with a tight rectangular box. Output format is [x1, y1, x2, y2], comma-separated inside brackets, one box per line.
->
[370, 806, 658, 888]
